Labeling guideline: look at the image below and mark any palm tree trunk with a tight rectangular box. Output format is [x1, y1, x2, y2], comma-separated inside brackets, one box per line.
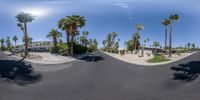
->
[134, 29, 139, 54]
[24, 23, 28, 58]
[53, 36, 57, 52]
[70, 35, 74, 56]
[66, 31, 70, 45]
[134, 40, 137, 54]
[15, 41, 16, 47]
[169, 21, 173, 58]
[165, 26, 168, 55]
[66, 31, 70, 55]
[141, 45, 144, 57]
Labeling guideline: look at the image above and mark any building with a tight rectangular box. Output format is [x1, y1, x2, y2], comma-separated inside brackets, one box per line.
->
[17, 41, 52, 52]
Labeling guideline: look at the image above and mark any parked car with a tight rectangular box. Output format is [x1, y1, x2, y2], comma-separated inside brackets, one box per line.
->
[0, 60, 33, 79]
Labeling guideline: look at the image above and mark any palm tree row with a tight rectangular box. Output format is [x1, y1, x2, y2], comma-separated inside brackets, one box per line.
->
[58, 15, 86, 55]
[102, 32, 120, 53]
[162, 14, 179, 57]
[0, 35, 19, 51]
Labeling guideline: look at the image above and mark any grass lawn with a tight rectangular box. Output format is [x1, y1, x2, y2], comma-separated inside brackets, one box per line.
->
[148, 54, 170, 63]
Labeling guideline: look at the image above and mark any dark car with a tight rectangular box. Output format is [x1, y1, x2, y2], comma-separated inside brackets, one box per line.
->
[0, 60, 33, 79]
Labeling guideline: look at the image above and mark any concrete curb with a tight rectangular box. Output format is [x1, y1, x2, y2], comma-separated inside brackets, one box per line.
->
[100, 51, 198, 66]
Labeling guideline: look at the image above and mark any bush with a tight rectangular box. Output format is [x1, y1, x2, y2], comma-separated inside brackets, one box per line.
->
[88, 45, 97, 52]
[49, 47, 58, 54]
[49, 43, 69, 56]
[58, 43, 69, 56]
[74, 44, 87, 54]
[148, 54, 169, 63]
[0, 46, 6, 51]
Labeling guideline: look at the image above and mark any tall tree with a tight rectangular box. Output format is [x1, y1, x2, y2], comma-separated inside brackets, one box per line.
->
[103, 32, 120, 53]
[16, 12, 35, 60]
[141, 38, 149, 57]
[187, 43, 191, 52]
[153, 41, 160, 48]
[126, 40, 134, 54]
[134, 24, 144, 54]
[93, 39, 98, 49]
[13, 35, 18, 47]
[0, 38, 5, 51]
[82, 31, 89, 47]
[162, 18, 171, 54]
[133, 32, 140, 54]
[6, 36, 11, 50]
[65, 15, 86, 55]
[58, 18, 70, 45]
[192, 43, 196, 51]
[102, 40, 106, 49]
[47, 29, 62, 53]
[79, 36, 85, 46]
[169, 14, 179, 57]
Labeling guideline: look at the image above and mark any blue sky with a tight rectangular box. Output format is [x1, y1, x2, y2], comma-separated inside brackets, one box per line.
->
[0, 0, 199, 48]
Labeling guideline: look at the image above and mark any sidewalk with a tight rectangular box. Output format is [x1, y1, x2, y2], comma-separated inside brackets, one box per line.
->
[102, 51, 197, 66]
[11, 52, 75, 65]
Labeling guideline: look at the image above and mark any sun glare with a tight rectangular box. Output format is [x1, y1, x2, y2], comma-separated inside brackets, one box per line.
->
[21, 8, 48, 17]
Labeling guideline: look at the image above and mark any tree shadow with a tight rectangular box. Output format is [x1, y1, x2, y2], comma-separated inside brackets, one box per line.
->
[0, 60, 41, 85]
[78, 55, 104, 62]
[171, 61, 200, 82]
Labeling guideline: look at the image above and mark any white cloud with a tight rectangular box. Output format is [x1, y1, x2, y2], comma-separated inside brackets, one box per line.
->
[38, 0, 71, 5]
[128, 16, 133, 20]
[113, 2, 129, 9]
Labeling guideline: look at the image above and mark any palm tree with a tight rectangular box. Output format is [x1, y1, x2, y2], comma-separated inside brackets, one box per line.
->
[47, 29, 62, 53]
[169, 14, 179, 57]
[58, 18, 70, 45]
[134, 24, 144, 54]
[187, 43, 191, 52]
[133, 32, 140, 54]
[79, 36, 85, 46]
[192, 43, 196, 51]
[66, 15, 86, 55]
[153, 41, 160, 48]
[6, 36, 11, 49]
[102, 40, 106, 49]
[162, 18, 171, 54]
[16, 12, 35, 60]
[82, 31, 89, 47]
[141, 38, 149, 57]
[0, 38, 5, 51]
[13, 35, 18, 47]
[153, 41, 160, 54]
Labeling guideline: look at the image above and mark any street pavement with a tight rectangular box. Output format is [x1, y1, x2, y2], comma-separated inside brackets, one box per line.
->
[0, 51, 200, 100]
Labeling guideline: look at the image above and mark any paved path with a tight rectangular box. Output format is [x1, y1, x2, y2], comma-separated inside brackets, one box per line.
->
[0, 51, 200, 100]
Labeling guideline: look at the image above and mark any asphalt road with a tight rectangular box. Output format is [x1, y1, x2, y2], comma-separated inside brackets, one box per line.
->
[1, 51, 200, 100]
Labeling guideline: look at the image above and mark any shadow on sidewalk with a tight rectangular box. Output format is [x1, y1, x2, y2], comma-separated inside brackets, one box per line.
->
[0, 60, 41, 85]
[171, 61, 200, 82]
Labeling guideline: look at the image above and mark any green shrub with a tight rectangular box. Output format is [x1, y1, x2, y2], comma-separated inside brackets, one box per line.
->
[49, 47, 57, 54]
[58, 43, 69, 56]
[74, 44, 87, 54]
[88, 45, 96, 52]
[0, 46, 6, 51]
[50, 43, 69, 55]
[148, 54, 170, 63]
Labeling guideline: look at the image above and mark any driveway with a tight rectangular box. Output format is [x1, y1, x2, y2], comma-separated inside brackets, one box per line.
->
[0, 51, 200, 100]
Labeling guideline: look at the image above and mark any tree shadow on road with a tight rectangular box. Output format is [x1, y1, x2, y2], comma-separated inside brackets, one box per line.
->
[0, 60, 41, 85]
[171, 61, 200, 82]
[78, 56, 104, 62]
